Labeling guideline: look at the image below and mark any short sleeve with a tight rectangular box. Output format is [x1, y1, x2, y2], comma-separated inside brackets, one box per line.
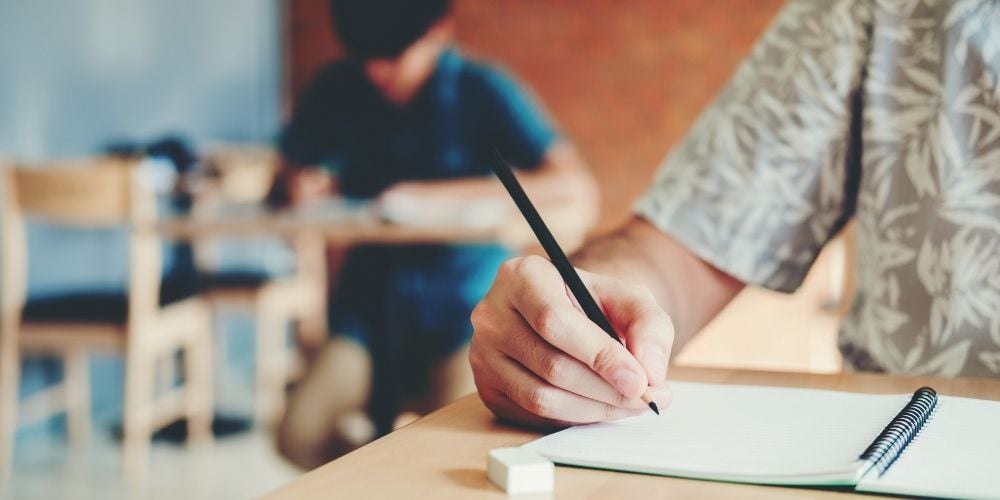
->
[470, 65, 559, 170]
[279, 65, 345, 167]
[634, 0, 871, 292]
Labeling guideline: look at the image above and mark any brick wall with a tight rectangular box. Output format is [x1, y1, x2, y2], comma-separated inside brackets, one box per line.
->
[287, 0, 786, 231]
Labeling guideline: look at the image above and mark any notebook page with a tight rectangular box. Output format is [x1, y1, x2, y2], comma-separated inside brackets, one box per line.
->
[857, 395, 1000, 499]
[524, 382, 908, 486]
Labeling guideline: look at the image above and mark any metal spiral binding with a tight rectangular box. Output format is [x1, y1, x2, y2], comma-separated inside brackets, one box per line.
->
[859, 387, 939, 476]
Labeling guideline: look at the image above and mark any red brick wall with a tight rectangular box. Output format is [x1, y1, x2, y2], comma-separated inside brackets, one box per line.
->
[287, 0, 786, 231]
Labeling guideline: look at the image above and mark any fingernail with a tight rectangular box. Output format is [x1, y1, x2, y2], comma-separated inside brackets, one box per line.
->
[611, 369, 641, 397]
[641, 346, 668, 382]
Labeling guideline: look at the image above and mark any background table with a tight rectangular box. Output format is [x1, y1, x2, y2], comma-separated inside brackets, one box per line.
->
[157, 198, 591, 342]
[264, 366, 1000, 499]
[157, 198, 590, 249]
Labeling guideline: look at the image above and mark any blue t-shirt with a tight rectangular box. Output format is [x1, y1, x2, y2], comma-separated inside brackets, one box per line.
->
[280, 47, 557, 196]
[280, 47, 560, 433]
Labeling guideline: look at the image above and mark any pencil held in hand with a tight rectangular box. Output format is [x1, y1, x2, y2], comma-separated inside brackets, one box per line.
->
[488, 149, 659, 415]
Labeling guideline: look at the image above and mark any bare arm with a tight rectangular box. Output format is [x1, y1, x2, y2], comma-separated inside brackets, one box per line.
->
[570, 217, 744, 351]
[378, 141, 599, 222]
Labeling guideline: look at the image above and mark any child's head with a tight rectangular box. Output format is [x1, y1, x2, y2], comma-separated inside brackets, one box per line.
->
[329, 0, 454, 104]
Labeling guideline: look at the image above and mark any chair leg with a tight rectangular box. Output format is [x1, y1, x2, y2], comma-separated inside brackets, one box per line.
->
[0, 339, 20, 478]
[64, 348, 91, 446]
[183, 308, 213, 444]
[122, 344, 154, 481]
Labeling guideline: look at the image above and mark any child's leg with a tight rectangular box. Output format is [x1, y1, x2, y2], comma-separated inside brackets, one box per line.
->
[423, 344, 475, 412]
[276, 337, 373, 469]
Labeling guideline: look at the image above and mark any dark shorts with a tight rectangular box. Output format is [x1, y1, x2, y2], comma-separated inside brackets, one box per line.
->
[327, 243, 511, 433]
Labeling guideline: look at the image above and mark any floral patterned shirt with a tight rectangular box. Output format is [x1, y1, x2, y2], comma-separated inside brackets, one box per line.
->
[636, 0, 1000, 377]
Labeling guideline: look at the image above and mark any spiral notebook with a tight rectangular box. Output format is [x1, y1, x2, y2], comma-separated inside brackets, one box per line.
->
[524, 382, 1000, 498]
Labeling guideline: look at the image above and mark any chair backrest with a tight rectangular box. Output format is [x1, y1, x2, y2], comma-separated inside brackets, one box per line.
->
[1, 157, 162, 330]
[4, 157, 152, 226]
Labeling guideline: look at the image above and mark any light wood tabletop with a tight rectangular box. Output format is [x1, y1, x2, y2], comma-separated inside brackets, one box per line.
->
[263, 366, 1000, 499]
[156, 198, 589, 250]
[159, 207, 519, 244]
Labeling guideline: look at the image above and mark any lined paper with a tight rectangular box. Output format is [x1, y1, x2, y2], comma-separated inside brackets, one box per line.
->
[524, 382, 907, 485]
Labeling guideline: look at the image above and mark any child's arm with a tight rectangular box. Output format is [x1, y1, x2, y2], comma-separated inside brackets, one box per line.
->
[266, 164, 336, 208]
[378, 141, 599, 223]
[270, 65, 347, 208]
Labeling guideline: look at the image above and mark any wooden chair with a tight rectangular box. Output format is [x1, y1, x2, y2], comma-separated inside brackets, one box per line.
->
[0, 158, 214, 480]
[194, 145, 326, 427]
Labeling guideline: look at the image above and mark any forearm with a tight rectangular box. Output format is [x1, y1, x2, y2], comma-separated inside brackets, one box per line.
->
[570, 217, 744, 351]
[268, 163, 336, 207]
[513, 142, 597, 207]
[385, 142, 597, 204]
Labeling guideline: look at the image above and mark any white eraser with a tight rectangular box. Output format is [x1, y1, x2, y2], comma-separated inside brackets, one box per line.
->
[487, 447, 554, 495]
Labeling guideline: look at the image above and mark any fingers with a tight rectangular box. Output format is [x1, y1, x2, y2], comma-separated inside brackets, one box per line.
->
[469, 254, 677, 426]
[502, 256, 650, 400]
[494, 308, 649, 410]
[470, 294, 646, 426]
[290, 168, 332, 205]
[476, 351, 647, 425]
[580, 270, 675, 387]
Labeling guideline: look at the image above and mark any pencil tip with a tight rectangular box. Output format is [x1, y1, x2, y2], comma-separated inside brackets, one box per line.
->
[649, 401, 659, 415]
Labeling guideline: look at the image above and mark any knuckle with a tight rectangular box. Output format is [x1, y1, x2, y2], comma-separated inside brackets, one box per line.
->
[513, 254, 547, 275]
[497, 258, 520, 280]
[590, 342, 621, 375]
[469, 301, 489, 329]
[533, 307, 569, 343]
[621, 283, 656, 310]
[467, 348, 485, 373]
[469, 327, 483, 350]
[526, 387, 555, 418]
[630, 300, 674, 346]
[611, 391, 632, 408]
[640, 306, 675, 347]
[538, 352, 567, 384]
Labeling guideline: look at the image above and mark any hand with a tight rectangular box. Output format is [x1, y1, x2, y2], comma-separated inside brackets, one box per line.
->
[470, 255, 674, 428]
[288, 168, 333, 206]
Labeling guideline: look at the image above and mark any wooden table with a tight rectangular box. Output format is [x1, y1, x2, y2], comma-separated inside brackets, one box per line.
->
[264, 366, 1000, 499]
[156, 199, 589, 348]
[156, 199, 588, 249]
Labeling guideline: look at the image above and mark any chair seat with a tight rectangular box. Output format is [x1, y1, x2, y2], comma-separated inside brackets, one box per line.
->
[22, 276, 199, 324]
[200, 270, 288, 290]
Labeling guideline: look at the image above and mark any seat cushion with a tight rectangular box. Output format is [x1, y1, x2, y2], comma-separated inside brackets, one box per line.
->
[22, 276, 200, 324]
[199, 270, 288, 290]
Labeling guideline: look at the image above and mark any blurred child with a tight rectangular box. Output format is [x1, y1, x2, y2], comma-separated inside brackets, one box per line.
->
[276, 0, 597, 469]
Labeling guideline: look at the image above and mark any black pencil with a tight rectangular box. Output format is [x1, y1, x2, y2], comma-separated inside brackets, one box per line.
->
[489, 149, 659, 415]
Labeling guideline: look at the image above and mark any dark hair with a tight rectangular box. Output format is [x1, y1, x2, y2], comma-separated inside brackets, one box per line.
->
[329, 0, 452, 59]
